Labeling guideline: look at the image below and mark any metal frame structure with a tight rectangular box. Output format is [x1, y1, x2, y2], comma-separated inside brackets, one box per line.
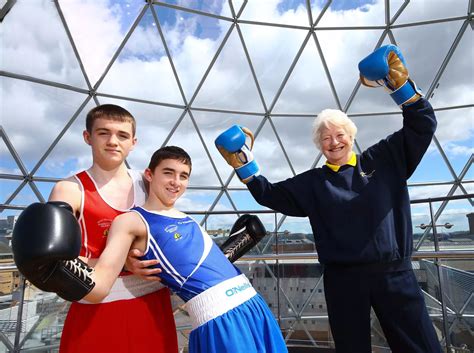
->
[0, 0, 472, 216]
[0, 1, 473, 352]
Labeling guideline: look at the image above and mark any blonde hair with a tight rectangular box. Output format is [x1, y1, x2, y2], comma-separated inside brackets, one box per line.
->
[312, 109, 357, 150]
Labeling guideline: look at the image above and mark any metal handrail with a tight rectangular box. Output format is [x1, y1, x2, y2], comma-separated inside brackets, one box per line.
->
[1, 250, 473, 273]
[237, 250, 474, 262]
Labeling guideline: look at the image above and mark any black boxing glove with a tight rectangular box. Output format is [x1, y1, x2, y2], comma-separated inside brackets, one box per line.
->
[220, 214, 266, 263]
[12, 202, 95, 301]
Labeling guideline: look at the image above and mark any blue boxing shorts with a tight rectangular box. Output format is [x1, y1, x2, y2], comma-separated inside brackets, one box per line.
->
[187, 274, 287, 353]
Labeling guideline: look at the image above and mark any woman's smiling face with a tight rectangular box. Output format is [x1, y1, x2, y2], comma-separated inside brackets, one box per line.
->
[320, 123, 353, 166]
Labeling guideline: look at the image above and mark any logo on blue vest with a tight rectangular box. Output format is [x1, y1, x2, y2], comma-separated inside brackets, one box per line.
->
[225, 282, 251, 297]
[165, 224, 178, 233]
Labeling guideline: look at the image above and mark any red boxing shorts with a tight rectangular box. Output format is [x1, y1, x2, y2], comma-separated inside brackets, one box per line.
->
[59, 288, 178, 353]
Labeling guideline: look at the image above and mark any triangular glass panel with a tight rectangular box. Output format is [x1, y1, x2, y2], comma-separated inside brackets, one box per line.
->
[394, 1, 468, 24]
[34, 99, 96, 179]
[206, 191, 236, 214]
[227, 189, 273, 213]
[317, 0, 386, 27]
[240, 0, 313, 27]
[158, 1, 228, 17]
[228, 119, 294, 187]
[272, 35, 338, 114]
[410, 139, 457, 184]
[271, 116, 320, 175]
[153, 4, 233, 100]
[5, 181, 42, 208]
[318, 29, 384, 109]
[99, 8, 185, 106]
[1, 77, 89, 174]
[427, 108, 473, 176]
[191, 110, 264, 185]
[392, 22, 463, 97]
[429, 28, 473, 107]
[239, 23, 308, 108]
[349, 112, 403, 152]
[348, 110, 455, 187]
[175, 189, 221, 215]
[200, 212, 240, 238]
[0, 133, 24, 177]
[33, 181, 56, 203]
[192, 28, 264, 113]
[0, 0, 89, 89]
[165, 113, 221, 186]
[1, 180, 24, 207]
[59, 0, 146, 86]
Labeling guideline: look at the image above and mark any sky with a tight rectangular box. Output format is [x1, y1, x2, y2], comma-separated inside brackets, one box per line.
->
[0, 0, 472, 233]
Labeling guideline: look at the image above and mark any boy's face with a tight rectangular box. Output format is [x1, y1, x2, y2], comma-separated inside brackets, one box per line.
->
[83, 118, 137, 168]
[144, 158, 190, 209]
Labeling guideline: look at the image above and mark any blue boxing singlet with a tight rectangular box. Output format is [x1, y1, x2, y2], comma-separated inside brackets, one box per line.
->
[132, 207, 241, 302]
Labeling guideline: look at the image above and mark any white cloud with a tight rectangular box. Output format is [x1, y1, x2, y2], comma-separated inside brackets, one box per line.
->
[444, 143, 474, 157]
[59, 0, 125, 85]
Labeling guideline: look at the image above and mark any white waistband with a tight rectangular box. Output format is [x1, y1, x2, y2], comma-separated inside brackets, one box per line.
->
[79, 274, 164, 304]
[185, 274, 257, 329]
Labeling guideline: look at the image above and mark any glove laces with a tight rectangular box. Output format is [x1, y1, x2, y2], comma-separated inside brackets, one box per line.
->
[63, 258, 94, 285]
[226, 233, 252, 259]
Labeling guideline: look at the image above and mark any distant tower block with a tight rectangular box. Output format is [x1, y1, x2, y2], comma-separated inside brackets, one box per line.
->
[467, 213, 474, 235]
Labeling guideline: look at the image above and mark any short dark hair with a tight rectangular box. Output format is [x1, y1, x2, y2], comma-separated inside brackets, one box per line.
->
[148, 146, 192, 173]
[86, 104, 136, 136]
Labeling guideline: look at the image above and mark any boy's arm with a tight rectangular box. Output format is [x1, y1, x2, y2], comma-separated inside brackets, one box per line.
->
[84, 212, 145, 303]
[48, 178, 82, 216]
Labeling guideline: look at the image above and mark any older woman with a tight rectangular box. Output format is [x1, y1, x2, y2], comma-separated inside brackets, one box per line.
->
[216, 45, 442, 353]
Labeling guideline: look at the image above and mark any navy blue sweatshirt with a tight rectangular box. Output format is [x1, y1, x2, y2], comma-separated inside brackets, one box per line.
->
[247, 99, 436, 267]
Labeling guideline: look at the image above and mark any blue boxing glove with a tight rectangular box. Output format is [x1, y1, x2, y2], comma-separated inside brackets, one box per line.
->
[215, 125, 260, 183]
[358, 44, 423, 107]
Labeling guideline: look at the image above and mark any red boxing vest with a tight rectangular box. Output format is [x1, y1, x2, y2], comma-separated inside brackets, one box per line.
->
[74, 170, 146, 258]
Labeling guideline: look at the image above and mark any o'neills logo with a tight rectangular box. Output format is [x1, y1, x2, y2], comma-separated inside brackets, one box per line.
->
[225, 282, 251, 297]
